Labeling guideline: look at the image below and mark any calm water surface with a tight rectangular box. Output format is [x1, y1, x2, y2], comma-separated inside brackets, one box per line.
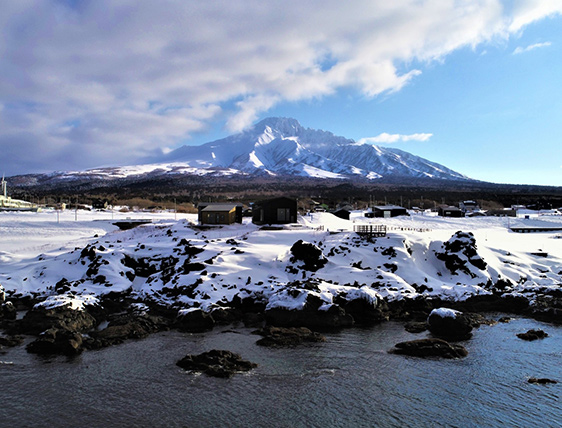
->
[1, 316, 560, 427]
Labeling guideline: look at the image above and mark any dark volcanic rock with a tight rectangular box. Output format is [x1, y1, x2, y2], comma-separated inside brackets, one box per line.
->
[87, 313, 170, 349]
[26, 328, 84, 356]
[265, 304, 353, 330]
[289, 240, 327, 271]
[427, 308, 473, 340]
[390, 338, 468, 359]
[0, 335, 24, 347]
[404, 321, 427, 333]
[334, 291, 388, 325]
[526, 295, 562, 325]
[176, 350, 257, 378]
[1, 301, 17, 321]
[528, 377, 557, 385]
[242, 312, 264, 328]
[210, 307, 243, 325]
[435, 231, 486, 277]
[175, 309, 215, 332]
[254, 326, 326, 347]
[516, 329, 548, 341]
[17, 306, 97, 335]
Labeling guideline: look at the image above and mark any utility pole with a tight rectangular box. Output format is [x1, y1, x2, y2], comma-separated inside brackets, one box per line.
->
[174, 198, 177, 220]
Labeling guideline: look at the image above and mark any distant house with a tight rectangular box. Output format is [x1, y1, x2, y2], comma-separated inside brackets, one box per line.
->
[92, 199, 109, 210]
[486, 209, 516, 217]
[438, 206, 463, 217]
[332, 208, 351, 220]
[252, 197, 297, 225]
[371, 205, 408, 218]
[198, 203, 243, 224]
[459, 200, 480, 214]
[199, 203, 240, 225]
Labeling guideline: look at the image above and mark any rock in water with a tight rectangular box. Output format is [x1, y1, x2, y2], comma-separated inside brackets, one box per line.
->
[427, 308, 472, 340]
[516, 329, 548, 341]
[528, 377, 557, 385]
[254, 326, 325, 347]
[176, 350, 257, 378]
[390, 338, 468, 359]
[26, 328, 84, 356]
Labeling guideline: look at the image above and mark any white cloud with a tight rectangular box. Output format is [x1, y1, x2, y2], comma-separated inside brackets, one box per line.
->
[358, 133, 433, 145]
[513, 41, 552, 54]
[0, 0, 561, 174]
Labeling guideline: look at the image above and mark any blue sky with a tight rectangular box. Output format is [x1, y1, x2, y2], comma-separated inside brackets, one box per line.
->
[1, 1, 561, 186]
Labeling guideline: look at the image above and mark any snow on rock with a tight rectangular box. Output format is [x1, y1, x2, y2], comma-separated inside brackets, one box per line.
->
[34, 294, 99, 311]
[434, 231, 487, 278]
[429, 308, 460, 319]
[427, 307, 473, 340]
[0, 210, 560, 320]
[337, 287, 379, 306]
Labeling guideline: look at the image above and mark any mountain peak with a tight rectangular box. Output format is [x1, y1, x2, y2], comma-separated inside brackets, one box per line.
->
[251, 117, 304, 136]
[52, 117, 469, 182]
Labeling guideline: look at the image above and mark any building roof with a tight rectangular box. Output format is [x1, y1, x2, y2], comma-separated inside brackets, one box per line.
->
[373, 205, 406, 210]
[201, 204, 238, 212]
[198, 202, 243, 208]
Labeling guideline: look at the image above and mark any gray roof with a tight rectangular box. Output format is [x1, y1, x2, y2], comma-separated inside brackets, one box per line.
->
[373, 205, 406, 210]
[201, 204, 238, 212]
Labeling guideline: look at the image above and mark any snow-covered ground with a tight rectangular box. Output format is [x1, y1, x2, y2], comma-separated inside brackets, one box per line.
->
[1, 209, 561, 312]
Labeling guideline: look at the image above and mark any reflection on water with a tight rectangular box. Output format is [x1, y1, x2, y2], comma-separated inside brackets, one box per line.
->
[1, 316, 561, 428]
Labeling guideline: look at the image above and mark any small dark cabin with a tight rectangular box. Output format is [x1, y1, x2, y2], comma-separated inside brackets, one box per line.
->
[372, 205, 408, 218]
[332, 208, 351, 220]
[92, 199, 109, 210]
[198, 203, 243, 224]
[438, 206, 463, 217]
[252, 197, 297, 225]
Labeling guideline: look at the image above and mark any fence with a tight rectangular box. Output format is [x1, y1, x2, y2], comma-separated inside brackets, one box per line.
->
[353, 224, 387, 237]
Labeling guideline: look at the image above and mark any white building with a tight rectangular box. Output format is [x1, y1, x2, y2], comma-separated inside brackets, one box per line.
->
[0, 176, 38, 211]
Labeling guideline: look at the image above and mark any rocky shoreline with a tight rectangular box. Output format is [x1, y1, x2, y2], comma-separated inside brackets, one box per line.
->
[1, 286, 560, 360]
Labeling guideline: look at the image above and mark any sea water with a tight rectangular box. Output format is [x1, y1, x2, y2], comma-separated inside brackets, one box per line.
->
[1, 317, 560, 428]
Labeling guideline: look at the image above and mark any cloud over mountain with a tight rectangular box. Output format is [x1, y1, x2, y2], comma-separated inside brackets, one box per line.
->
[1, 1, 561, 176]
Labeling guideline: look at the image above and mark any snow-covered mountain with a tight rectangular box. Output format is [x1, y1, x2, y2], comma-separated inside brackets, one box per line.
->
[11, 117, 470, 184]
[157, 117, 469, 180]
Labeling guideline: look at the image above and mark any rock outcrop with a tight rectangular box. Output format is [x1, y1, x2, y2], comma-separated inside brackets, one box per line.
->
[516, 329, 548, 341]
[427, 308, 473, 340]
[390, 338, 468, 359]
[254, 326, 325, 347]
[176, 350, 257, 378]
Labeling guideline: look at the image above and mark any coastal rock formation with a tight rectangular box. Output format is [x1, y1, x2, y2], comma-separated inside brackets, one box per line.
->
[26, 328, 84, 356]
[87, 312, 170, 349]
[334, 288, 388, 325]
[528, 377, 557, 385]
[265, 290, 353, 329]
[390, 338, 468, 359]
[176, 350, 257, 378]
[1, 301, 16, 321]
[427, 308, 473, 340]
[516, 329, 548, 341]
[0, 335, 24, 347]
[254, 326, 325, 347]
[175, 308, 215, 332]
[265, 305, 353, 330]
[17, 305, 97, 335]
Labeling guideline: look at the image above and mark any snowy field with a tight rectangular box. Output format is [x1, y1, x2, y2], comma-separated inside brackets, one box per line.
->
[1, 209, 561, 312]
